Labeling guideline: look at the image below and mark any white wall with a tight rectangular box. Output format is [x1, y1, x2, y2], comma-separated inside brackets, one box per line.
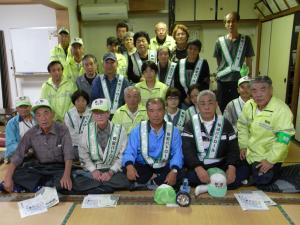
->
[189, 23, 258, 76]
[81, 13, 168, 62]
[0, 4, 57, 108]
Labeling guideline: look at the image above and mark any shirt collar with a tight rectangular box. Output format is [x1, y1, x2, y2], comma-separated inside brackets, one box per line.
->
[147, 120, 165, 136]
[37, 123, 56, 135]
[97, 121, 111, 133]
[199, 114, 216, 124]
[104, 74, 117, 81]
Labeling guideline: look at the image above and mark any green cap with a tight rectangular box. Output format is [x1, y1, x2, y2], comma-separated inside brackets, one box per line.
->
[15, 96, 31, 107]
[154, 184, 176, 205]
[207, 168, 227, 198]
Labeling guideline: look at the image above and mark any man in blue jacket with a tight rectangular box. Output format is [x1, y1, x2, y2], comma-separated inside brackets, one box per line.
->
[5, 96, 35, 162]
[122, 98, 183, 189]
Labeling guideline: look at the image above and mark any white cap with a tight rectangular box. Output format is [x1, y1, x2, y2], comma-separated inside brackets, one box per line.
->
[91, 98, 110, 112]
[32, 99, 52, 112]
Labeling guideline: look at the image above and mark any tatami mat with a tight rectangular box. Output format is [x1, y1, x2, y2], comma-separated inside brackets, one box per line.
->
[0, 202, 73, 225]
[65, 205, 292, 225]
[281, 205, 300, 225]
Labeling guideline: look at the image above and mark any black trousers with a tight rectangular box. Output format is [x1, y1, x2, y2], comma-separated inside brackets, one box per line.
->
[217, 80, 239, 112]
[123, 163, 183, 188]
[13, 161, 113, 194]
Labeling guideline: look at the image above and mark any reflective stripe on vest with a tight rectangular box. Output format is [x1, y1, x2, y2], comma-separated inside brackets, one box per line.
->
[217, 35, 246, 78]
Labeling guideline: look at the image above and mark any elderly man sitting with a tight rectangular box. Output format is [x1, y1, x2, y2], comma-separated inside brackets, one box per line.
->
[182, 90, 247, 188]
[112, 86, 148, 134]
[237, 76, 295, 186]
[122, 98, 183, 189]
[2, 99, 108, 194]
[79, 98, 130, 192]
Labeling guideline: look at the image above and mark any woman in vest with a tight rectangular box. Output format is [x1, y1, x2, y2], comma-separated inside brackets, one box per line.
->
[127, 31, 157, 83]
[64, 90, 91, 161]
[171, 24, 189, 62]
[135, 61, 168, 106]
[174, 39, 210, 107]
[164, 88, 186, 132]
[157, 46, 177, 87]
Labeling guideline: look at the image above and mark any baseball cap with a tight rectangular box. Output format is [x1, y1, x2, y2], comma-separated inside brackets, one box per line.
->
[91, 98, 110, 112]
[238, 76, 251, 86]
[58, 27, 69, 35]
[103, 52, 117, 62]
[207, 167, 227, 198]
[71, 37, 83, 46]
[15, 96, 31, 107]
[32, 99, 52, 112]
[154, 184, 176, 205]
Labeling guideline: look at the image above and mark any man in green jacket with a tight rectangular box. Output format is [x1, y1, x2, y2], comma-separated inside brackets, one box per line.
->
[50, 27, 71, 66]
[63, 37, 85, 83]
[112, 86, 147, 134]
[237, 76, 295, 185]
[41, 61, 77, 122]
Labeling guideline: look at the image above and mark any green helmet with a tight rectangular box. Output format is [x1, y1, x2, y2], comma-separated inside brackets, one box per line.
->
[154, 184, 176, 205]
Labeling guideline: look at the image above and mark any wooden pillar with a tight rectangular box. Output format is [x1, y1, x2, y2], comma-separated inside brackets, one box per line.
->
[55, 9, 69, 30]
[291, 31, 300, 124]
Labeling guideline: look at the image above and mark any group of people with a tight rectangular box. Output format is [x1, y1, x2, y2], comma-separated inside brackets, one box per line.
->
[1, 11, 295, 194]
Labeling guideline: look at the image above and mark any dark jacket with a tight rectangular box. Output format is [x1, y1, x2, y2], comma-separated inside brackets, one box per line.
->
[182, 115, 240, 170]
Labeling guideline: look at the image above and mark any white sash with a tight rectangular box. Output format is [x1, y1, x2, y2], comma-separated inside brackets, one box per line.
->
[67, 109, 91, 134]
[188, 106, 197, 119]
[232, 98, 243, 118]
[100, 75, 124, 113]
[131, 50, 157, 76]
[217, 35, 246, 78]
[192, 115, 224, 161]
[164, 62, 177, 86]
[88, 122, 122, 169]
[176, 109, 186, 132]
[164, 109, 186, 132]
[148, 49, 157, 62]
[131, 52, 143, 77]
[140, 121, 173, 168]
[179, 58, 204, 93]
